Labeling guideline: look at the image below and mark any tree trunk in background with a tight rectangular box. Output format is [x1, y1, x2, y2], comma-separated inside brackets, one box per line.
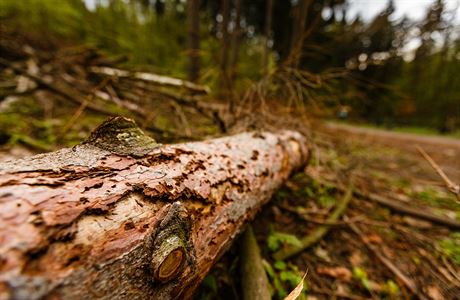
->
[287, 0, 312, 67]
[229, 0, 242, 83]
[262, 0, 274, 75]
[220, 0, 232, 111]
[187, 0, 200, 83]
[0, 117, 309, 300]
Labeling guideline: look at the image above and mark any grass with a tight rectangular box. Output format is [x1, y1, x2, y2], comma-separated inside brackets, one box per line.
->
[331, 120, 460, 138]
[439, 232, 460, 265]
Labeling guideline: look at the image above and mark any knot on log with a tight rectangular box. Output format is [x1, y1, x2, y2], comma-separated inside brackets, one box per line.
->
[150, 202, 195, 283]
[84, 116, 161, 157]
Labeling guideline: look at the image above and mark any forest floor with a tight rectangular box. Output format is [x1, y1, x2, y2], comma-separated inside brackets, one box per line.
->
[323, 122, 460, 181]
[1, 123, 459, 300]
[1, 117, 458, 300]
[196, 123, 460, 300]
[1, 27, 459, 299]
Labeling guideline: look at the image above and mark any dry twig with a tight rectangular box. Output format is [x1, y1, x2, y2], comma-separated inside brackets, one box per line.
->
[416, 145, 460, 202]
[278, 204, 365, 227]
[273, 185, 353, 260]
[346, 217, 428, 300]
[311, 176, 460, 229]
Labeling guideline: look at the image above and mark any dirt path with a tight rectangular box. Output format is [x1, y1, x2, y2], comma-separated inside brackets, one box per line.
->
[322, 122, 460, 182]
[325, 122, 460, 148]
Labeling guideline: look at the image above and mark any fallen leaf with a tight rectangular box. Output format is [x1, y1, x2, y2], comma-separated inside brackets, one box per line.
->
[368, 280, 382, 292]
[363, 233, 383, 244]
[335, 283, 350, 295]
[403, 216, 432, 229]
[284, 272, 308, 300]
[427, 285, 444, 300]
[314, 246, 331, 262]
[388, 162, 399, 169]
[381, 246, 395, 259]
[394, 192, 410, 202]
[349, 251, 363, 266]
[317, 266, 352, 282]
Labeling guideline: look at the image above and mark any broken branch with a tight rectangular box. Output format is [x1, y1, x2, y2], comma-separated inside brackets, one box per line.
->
[416, 145, 460, 202]
[240, 225, 271, 300]
[312, 177, 460, 229]
[346, 217, 428, 300]
[89, 66, 210, 94]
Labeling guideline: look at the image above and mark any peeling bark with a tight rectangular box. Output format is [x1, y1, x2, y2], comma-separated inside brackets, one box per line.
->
[0, 117, 308, 300]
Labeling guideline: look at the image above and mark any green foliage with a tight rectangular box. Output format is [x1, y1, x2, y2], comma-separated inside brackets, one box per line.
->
[267, 231, 302, 252]
[201, 274, 218, 293]
[439, 232, 460, 265]
[0, 95, 108, 149]
[1, 0, 190, 77]
[263, 259, 307, 299]
[382, 280, 400, 297]
[352, 266, 371, 290]
[414, 187, 460, 211]
[306, 178, 337, 208]
[1, 0, 458, 132]
[0, 0, 85, 37]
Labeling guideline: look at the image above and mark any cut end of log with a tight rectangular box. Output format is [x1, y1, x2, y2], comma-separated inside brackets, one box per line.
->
[151, 236, 186, 282]
[150, 202, 194, 283]
[84, 116, 161, 157]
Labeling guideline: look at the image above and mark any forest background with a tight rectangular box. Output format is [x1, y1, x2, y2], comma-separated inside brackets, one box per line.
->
[0, 0, 459, 145]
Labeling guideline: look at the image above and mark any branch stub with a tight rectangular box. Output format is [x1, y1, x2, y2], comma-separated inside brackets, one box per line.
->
[85, 116, 160, 157]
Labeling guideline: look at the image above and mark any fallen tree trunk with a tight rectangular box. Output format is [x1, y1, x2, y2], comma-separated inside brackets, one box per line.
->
[0, 117, 308, 300]
[89, 66, 210, 94]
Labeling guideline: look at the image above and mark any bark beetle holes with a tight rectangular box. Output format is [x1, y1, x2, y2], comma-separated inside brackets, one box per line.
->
[124, 221, 135, 230]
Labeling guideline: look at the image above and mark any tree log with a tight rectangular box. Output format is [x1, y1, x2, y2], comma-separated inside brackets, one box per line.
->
[89, 66, 210, 94]
[0, 117, 308, 300]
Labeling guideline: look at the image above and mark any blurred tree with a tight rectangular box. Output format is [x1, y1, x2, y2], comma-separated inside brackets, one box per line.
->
[187, 0, 200, 82]
[0, 0, 458, 131]
[229, 0, 242, 82]
[262, 0, 273, 74]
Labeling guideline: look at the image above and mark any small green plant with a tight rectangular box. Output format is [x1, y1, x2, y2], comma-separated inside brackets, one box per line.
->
[318, 193, 337, 208]
[353, 266, 371, 290]
[263, 259, 306, 299]
[415, 188, 460, 210]
[439, 232, 460, 265]
[382, 279, 400, 297]
[273, 189, 289, 202]
[202, 274, 218, 293]
[267, 231, 302, 252]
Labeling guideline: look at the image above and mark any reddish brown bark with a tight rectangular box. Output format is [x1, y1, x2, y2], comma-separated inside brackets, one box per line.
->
[0, 117, 308, 299]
